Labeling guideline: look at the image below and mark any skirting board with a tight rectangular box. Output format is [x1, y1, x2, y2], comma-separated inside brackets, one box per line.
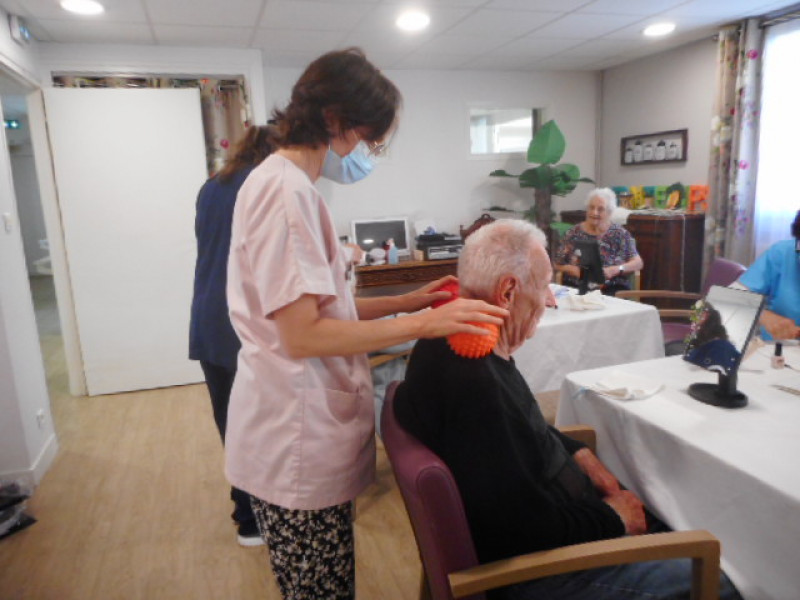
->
[0, 433, 59, 488]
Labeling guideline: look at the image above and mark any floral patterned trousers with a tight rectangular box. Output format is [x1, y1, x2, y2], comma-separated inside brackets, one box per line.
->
[251, 498, 355, 599]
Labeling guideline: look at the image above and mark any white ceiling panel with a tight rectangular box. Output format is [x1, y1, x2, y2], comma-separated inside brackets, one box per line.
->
[667, 0, 783, 17]
[355, 4, 474, 34]
[2, 0, 796, 72]
[463, 52, 541, 70]
[576, 0, 687, 16]
[414, 34, 511, 55]
[393, 52, 473, 69]
[603, 14, 724, 40]
[253, 29, 349, 55]
[144, 0, 266, 28]
[556, 37, 641, 58]
[445, 9, 562, 37]
[485, 0, 592, 11]
[154, 25, 253, 47]
[260, 1, 374, 31]
[486, 36, 586, 59]
[342, 29, 434, 57]
[0, 0, 148, 21]
[531, 12, 646, 38]
[34, 19, 155, 45]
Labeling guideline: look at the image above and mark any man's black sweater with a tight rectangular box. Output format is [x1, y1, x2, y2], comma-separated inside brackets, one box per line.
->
[394, 338, 625, 564]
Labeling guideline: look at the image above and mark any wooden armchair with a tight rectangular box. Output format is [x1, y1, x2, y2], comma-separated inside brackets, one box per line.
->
[554, 268, 641, 291]
[382, 382, 722, 600]
[616, 258, 746, 346]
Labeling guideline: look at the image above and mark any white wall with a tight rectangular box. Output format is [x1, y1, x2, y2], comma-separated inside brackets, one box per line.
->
[0, 8, 56, 487]
[261, 67, 600, 239]
[599, 38, 718, 189]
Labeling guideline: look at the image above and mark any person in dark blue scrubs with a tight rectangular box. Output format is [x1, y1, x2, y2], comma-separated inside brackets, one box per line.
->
[189, 125, 274, 546]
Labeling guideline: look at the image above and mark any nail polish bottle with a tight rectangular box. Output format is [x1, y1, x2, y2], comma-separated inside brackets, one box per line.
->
[772, 343, 785, 369]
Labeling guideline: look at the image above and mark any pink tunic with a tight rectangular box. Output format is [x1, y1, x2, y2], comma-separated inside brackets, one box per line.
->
[225, 154, 375, 510]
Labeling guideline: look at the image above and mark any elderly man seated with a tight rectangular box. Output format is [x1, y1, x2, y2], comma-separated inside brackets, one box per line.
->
[394, 219, 741, 600]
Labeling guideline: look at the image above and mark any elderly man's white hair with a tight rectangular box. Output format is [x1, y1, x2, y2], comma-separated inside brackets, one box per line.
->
[458, 219, 547, 300]
[587, 187, 617, 212]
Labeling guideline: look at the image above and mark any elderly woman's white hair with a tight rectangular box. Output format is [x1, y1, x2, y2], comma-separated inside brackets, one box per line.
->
[458, 219, 546, 301]
[586, 187, 617, 213]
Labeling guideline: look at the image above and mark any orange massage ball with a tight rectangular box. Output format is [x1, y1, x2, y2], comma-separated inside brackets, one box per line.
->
[431, 281, 460, 308]
[447, 321, 500, 359]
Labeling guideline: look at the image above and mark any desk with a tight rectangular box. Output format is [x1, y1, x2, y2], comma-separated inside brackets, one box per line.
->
[558, 345, 800, 600]
[515, 292, 664, 394]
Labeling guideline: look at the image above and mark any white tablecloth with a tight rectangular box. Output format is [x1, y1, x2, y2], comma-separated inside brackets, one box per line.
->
[558, 344, 800, 600]
[514, 290, 664, 394]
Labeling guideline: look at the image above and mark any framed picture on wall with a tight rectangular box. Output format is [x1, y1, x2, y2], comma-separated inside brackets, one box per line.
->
[620, 129, 688, 166]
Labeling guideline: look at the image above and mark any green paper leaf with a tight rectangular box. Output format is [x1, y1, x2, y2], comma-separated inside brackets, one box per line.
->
[527, 120, 565, 165]
[519, 165, 553, 188]
[553, 163, 580, 180]
[489, 169, 518, 177]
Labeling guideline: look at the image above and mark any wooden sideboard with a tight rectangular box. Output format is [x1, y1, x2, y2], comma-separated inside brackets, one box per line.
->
[559, 210, 705, 292]
[355, 259, 457, 297]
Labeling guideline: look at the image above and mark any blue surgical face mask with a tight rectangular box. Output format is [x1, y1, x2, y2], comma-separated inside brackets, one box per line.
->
[321, 141, 375, 184]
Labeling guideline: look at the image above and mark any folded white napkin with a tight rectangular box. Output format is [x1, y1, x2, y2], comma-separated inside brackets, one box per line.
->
[548, 283, 572, 299]
[589, 370, 664, 401]
[567, 290, 605, 311]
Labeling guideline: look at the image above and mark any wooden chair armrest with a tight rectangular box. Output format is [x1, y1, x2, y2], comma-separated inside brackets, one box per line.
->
[617, 290, 701, 303]
[449, 530, 720, 600]
[557, 425, 596, 453]
[659, 309, 693, 319]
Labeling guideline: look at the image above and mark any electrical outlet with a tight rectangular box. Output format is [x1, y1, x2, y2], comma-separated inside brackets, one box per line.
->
[36, 409, 46, 429]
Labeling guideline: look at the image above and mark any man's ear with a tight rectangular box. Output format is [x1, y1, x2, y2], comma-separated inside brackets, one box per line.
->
[495, 275, 518, 309]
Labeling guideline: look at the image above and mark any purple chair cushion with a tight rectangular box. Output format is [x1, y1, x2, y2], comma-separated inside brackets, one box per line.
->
[662, 321, 691, 344]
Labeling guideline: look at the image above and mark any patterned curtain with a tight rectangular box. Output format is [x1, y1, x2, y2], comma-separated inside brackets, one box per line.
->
[706, 19, 764, 270]
[52, 74, 252, 176]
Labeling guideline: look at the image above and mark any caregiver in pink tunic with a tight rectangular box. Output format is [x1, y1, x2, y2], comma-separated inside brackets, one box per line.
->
[222, 48, 506, 600]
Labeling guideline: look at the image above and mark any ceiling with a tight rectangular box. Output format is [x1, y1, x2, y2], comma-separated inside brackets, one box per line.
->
[0, 0, 797, 73]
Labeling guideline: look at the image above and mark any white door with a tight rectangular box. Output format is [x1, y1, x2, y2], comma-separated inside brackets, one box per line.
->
[43, 88, 207, 395]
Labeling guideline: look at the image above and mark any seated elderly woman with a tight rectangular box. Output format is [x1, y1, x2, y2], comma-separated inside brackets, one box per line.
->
[555, 187, 643, 295]
[394, 219, 742, 600]
[737, 208, 800, 341]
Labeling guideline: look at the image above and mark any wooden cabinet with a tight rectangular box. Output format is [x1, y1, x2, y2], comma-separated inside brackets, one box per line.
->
[558, 210, 705, 292]
[355, 259, 457, 297]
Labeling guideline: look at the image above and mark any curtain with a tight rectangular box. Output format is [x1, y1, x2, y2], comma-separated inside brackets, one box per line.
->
[753, 18, 800, 257]
[52, 74, 252, 176]
[705, 19, 764, 269]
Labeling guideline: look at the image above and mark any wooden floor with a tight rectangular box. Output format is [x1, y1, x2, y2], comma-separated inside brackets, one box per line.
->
[0, 278, 422, 599]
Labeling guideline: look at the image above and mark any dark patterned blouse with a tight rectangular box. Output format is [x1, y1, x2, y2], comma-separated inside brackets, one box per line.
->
[555, 223, 639, 287]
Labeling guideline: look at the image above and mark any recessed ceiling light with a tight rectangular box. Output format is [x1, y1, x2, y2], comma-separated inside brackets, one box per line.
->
[396, 10, 430, 33]
[643, 22, 676, 37]
[60, 0, 105, 16]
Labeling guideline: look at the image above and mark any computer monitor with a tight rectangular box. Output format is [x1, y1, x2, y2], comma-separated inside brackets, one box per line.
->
[350, 217, 411, 257]
[572, 239, 605, 295]
[683, 285, 765, 408]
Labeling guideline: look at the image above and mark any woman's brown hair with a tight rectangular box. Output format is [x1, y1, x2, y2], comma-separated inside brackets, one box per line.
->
[216, 125, 276, 182]
[271, 47, 401, 148]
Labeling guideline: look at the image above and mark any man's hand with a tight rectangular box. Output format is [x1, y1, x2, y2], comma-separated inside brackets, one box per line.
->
[603, 490, 647, 535]
[572, 448, 620, 497]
